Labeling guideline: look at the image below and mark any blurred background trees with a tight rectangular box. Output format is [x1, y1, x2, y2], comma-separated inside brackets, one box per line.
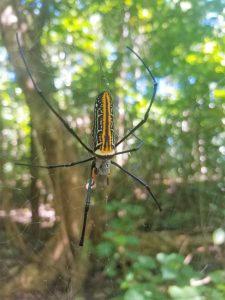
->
[0, 0, 224, 299]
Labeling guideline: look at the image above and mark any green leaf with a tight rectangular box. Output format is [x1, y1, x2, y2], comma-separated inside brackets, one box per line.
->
[169, 286, 200, 299]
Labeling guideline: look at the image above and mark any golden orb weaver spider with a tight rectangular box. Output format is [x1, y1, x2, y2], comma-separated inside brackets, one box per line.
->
[16, 33, 161, 247]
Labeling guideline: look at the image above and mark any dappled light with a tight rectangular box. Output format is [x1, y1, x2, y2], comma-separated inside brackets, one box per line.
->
[0, 0, 224, 299]
[0, 204, 56, 226]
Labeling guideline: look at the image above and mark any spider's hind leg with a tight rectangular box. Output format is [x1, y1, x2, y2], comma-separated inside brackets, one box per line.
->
[111, 161, 161, 211]
[80, 161, 96, 246]
[79, 177, 92, 247]
[91, 161, 97, 189]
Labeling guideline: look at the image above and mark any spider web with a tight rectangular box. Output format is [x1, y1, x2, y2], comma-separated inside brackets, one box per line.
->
[1, 23, 225, 299]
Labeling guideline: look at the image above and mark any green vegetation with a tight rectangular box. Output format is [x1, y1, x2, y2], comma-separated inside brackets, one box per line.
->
[0, 0, 224, 299]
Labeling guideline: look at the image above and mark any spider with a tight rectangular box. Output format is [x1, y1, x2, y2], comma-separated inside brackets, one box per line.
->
[16, 33, 161, 247]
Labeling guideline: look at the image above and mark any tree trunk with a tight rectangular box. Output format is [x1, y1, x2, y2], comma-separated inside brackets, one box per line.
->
[0, 1, 92, 297]
[29, 124, 41, 240]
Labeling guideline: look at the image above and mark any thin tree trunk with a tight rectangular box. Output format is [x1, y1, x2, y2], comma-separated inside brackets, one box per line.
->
[29, 123, 41, 239]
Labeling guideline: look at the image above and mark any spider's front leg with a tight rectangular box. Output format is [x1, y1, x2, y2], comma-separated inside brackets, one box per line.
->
[116, 47, 158, 147]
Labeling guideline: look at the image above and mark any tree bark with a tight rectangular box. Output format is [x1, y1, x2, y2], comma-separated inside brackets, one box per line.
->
[0, 1, 91, 297]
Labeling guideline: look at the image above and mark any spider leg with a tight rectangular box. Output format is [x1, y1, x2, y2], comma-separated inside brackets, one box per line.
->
[16, 33, 94, 155]
[15, 157, 94, 169]
[67, 161, 96, 255]
[79, 178, 92, 246]
[115, 130, 144, 156]
[111, 161, 161, 211]
[116, 47, 157, 147]
[114, 140, 143, 156]
[79, 162, 96, 246]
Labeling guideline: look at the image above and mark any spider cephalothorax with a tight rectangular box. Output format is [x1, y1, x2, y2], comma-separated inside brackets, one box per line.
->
[94, 158, 111, 176]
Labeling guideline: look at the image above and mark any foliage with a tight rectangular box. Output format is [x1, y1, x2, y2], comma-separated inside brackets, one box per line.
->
[0, 0, 224, 298]
[96, 200, 225, 299]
